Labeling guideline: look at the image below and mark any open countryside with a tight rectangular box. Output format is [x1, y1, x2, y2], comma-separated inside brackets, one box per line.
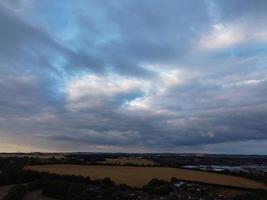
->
[99, 157, 157, 166]
[25, 165, 267, 189]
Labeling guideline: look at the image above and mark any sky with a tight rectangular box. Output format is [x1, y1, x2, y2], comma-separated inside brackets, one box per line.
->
[0, 0, 267, 154]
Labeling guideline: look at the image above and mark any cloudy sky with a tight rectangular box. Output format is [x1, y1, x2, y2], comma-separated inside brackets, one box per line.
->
[0, 0, 267, 154]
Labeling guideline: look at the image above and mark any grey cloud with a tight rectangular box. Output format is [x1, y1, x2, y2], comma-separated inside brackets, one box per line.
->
[0, 0, 267, 153]
[214, 0, 267, 22]
[77, 0, 212, 73]
[0, 5, 103, 76]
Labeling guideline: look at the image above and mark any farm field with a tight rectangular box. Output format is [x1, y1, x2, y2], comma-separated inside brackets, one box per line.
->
[25, 165, 267, 189]
[99, 157, 156, 166]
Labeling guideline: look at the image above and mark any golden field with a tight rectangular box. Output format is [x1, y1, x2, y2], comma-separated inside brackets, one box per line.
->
[99, 157, 157, 166]
[25, 165, 267, 189]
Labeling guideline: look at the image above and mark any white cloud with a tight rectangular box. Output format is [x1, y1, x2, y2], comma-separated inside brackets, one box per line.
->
[198, 23, 243, 50]
[66, 73, 149, 110]
[123, 96, 152, 111]
[222, 78, 266, 88]
[198, 23, 267, 50]
[123, 68, 197, 112]
[65, 68, 196, 112]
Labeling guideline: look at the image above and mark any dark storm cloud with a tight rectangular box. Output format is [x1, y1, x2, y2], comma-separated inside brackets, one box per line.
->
[0, 0, 266, 153]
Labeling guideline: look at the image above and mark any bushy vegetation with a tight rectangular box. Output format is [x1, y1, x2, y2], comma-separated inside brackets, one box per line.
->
[0, 170, 41, 186]
[41, 177, 127, 200]
[143, 178, 171, 195]
[233, 190, 267, 200]
[2, 185, 27, 200]
[43, 180, 71, 198]
[26, 179, 43, 191]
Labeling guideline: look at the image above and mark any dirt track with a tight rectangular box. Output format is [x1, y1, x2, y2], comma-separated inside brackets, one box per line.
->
[0, 185, 12, 200]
